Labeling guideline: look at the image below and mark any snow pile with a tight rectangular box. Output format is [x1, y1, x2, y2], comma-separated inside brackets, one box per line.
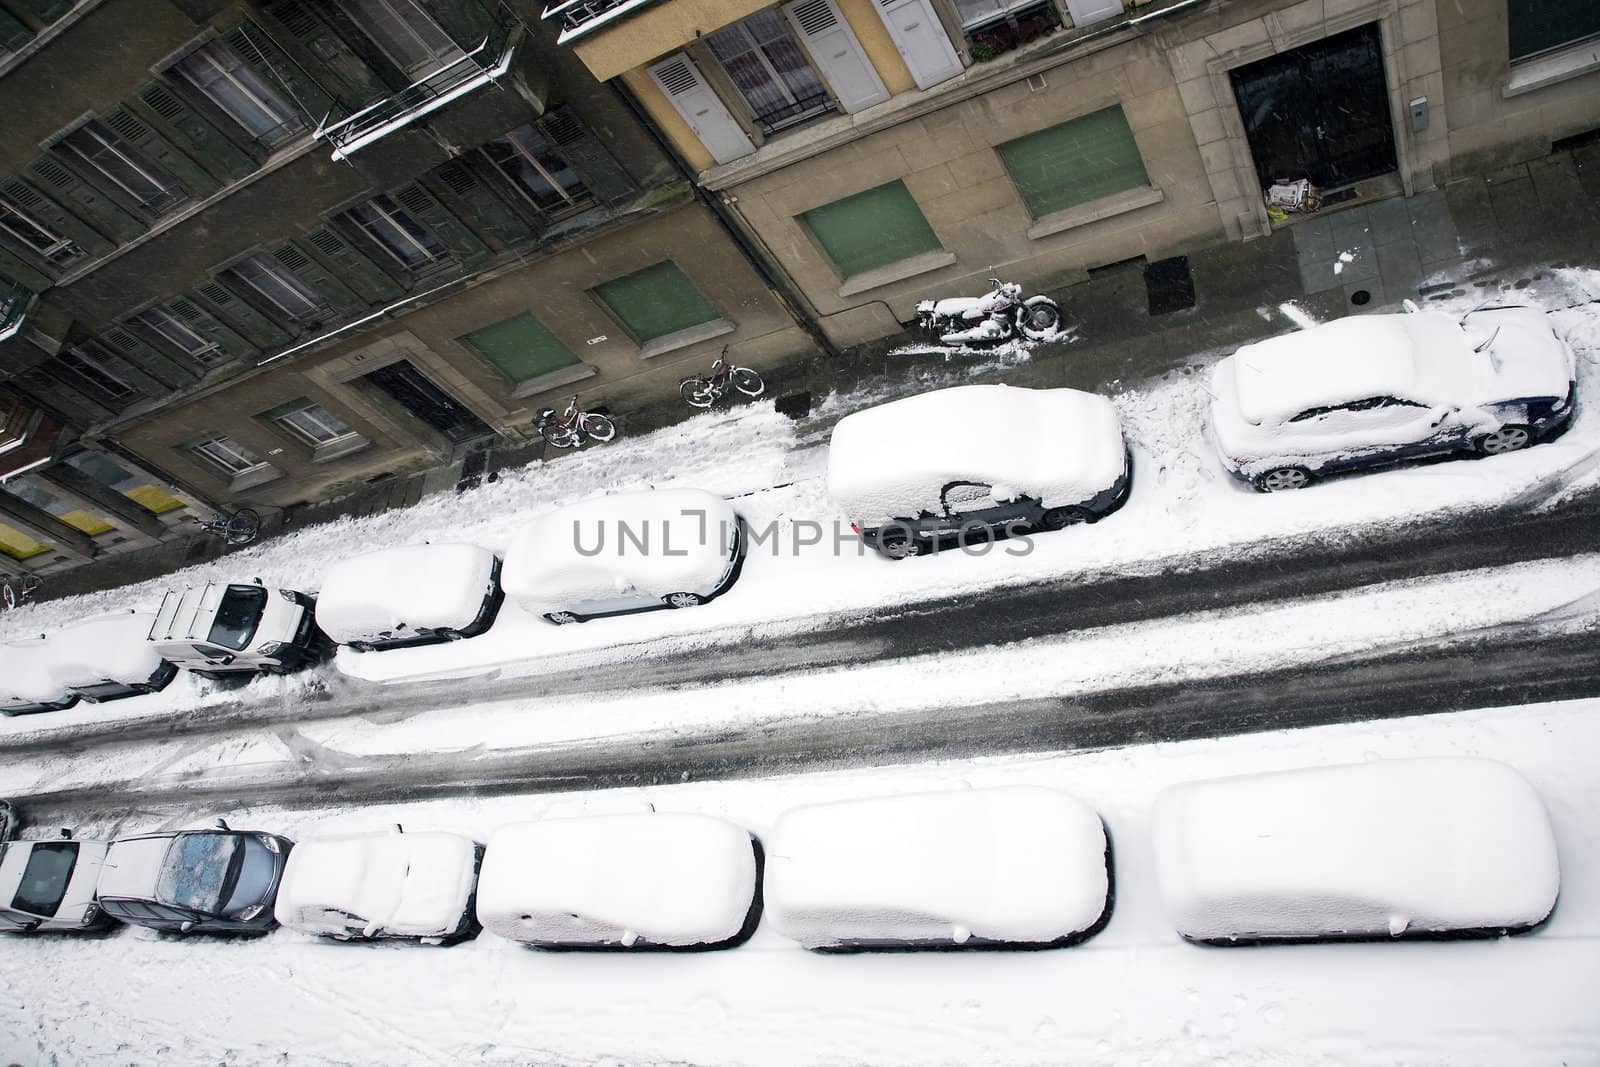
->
[767, 785, 1109, 948]
[314, 543, 497, 644]
[1150, 757, 1560, 942]
[500, 489, 740, 615]
[274, 829, 478, 940]
[475, 813, 756, 947]
[826, 385, 1126, 524]
[0, 637, 72, 710]
[44, 612, 166, 691]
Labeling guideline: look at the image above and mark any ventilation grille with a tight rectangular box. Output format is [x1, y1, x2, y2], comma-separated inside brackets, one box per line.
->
[197, 281, 235, 306]
[274, 244, 311, 271]
[436, 162, 476, 196]
[104, 108, 152, 143]
[103, 327, 141, 352]
[306, 227, 345, 257]
[542, 110, 584, 147]
[1, 179, 41, 208]
[224, 25, 267, 67]
[140, 84, 186, 121]
[268, 1, 318, 39]
[32, 158, 75, 189]
[654, 59, 698, 96]
[394, 185, 431, 215]
[789, 0, 838, 36]
[169, 298, 203, 322]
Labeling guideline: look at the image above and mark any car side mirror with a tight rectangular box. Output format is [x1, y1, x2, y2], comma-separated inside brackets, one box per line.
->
[178, 921, 196, 933]
[252, 577, 263, 586]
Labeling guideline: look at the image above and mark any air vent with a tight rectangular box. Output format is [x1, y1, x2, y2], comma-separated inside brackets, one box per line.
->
[394, 185, 431, 215]
[789, 0, 838, 35]
[436, 162, 476, 196]
[104, 109, 152, 142]
[1, 180, 41, 208]
[541, 110, 584, 146]
[140, 84, 186, 121]
[169, 298, 202, 322]
[268, 1, 318, 39]
[224, 26, 267, 67]
[305, 227, 345, 257]
[32, 159, 75, 189]
[103, 328, 140, 352]
[654, 60, 697, 96]
[274, 244, 311, 271]
[197, 281, 235, 306]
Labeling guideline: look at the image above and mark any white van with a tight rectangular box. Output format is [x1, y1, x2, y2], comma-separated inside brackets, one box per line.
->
[147, 580, 321, 677]
[315, 543, 502, 651]
[46, 612, 176, 702]
[0, 834, 112, 933]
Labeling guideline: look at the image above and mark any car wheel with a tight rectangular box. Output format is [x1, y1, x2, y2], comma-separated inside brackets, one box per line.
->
[1476, 424, 1532, 455]
[1038, 506, 1092, 531]
[544, 611, 580, 625]
[664, 592, 703, 609]
[1254, 466, 1312, 492]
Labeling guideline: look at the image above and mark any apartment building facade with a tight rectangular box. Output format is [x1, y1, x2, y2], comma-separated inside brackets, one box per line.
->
[0, 0, 814, 572]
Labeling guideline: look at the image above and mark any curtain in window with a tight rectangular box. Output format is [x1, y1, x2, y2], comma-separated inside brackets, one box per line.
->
[708, 11, 826, 122]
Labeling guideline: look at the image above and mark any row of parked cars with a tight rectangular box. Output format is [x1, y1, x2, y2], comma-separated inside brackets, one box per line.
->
[0, 758, 1559, 947]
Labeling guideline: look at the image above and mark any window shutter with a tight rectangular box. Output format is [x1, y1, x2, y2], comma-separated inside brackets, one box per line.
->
[781, 0, 890, 113]
[71, 342, 169, 399]
[274, 0, 404, 98]
[0, 7, 33, 51]
[169, 294, 257, 360]
[14, 0, 72, 22]
[137, 80, 259, 181]
[272, 239, 366, 317]
[2, 176, 115, 258]
[393, 182, 491, 268]
[192, 275, 291, 348]
[537, 107, 639, 207]
[872, 0, 962, 90]
[421, 0, 495, 52]
[433, 158, 537, 248]
[1063, 0, 1123, 28]
[304, 225, 404, 303]
[250, 6, 376, 115]
[26, 156, 144, 243]
[101, 106, 219, 199]
[99, 325, 200, 388]
[0, 246, 49, 291]
[22, 367, 115, 422]
[648, 54, 755, 166]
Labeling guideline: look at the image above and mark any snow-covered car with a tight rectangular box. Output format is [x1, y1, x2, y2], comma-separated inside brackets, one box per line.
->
[502, 489, 744, 625]
[273, 826, 480, 944]
[1150, 757, 1560, 943]
[45, 611, 177, 703]
[1210, 305, 1578, 491]
[0, 834, 113, 933]
[147, 580, 323, 677]
[96, 822, 292, 934]
[827, 385, 1131, 559]
[476, 813, 757, 948]
[0, 636, 78, 716]
[767, 785, 1110, 949]
[315, 543, 502, 651]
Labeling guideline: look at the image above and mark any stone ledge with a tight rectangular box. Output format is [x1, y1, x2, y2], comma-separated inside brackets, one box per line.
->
[229, 463, 284, 492]
[636, 318, 735, 361]
[309, 434, 372, 465]
[1503, 39, 1600, 98]
[1025, 185, 1166, 241]
[508, 361, 597, 399]
[838, 250, 958, 298]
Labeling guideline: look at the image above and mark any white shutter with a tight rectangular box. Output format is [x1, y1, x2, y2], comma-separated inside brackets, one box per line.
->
[648, 53, 756, 166]
[1064, 0, 1123, 28]
[873, 0, 962, 90]
[782, 0, 890, 113]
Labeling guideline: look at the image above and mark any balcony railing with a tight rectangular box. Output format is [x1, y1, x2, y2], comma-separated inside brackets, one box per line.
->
[542, 0, 663, 43]
[0, 282, 33, 344]
[317, 2, 524, 162]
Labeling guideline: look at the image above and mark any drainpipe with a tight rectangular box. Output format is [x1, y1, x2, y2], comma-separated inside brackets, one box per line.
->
[607, 79, 842, 360]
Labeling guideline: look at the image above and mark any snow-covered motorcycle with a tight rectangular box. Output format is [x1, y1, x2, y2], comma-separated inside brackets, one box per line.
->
[915, 278, 1063, 346]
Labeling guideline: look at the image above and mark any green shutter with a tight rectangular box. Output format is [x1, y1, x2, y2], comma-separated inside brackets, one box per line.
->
[393, 182, 491, 268]
[433, 158, 537, 249]
[272, 240, 366, 317]
[101, 106, 219, 201]
[423, 0, 495, 50]
[2, 175, 114, 257]
[220, 17, 341, 124]
[800, 181, 941, 279]
[461, 313, 579, 383]
[169, 294, 256, 360]
[538, 106, 638, 207]
[594, 261, 718, 343]
[193, 275, 291, 348]
[26, 155, 145, 243]
[14, 0, 72, 22]
[997, 106, 1149, 220]
[137, 80, 259, 181]
[265, 0, 396, 102]
[0, 7, 34, 50]
[0, 246, 49, 291]
[98, 325, 199, 388]
[304, 224, 404, 303]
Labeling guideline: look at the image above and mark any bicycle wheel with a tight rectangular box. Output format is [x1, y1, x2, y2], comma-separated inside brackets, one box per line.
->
[680, 379, 715, 408]
[540, 423, 577, 448]
[581, 413, 617, 443]
[732, 367, 765, 397]
[2, 583, 15, 611]
[224, 508, 262, 545]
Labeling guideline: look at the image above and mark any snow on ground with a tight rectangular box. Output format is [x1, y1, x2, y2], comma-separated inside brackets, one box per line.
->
[3, 698, 1597, 1066]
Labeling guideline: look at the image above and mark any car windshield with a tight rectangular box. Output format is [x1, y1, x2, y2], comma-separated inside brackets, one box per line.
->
[9, 842, 78, 918]
[221, 836, 277, 916]
[156, 833, 242, 914]
[208, 585, 268, 651]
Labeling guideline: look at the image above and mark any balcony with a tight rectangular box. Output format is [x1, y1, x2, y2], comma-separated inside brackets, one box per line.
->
[317, 1, 526, 163]
[0, 282, 34, 344]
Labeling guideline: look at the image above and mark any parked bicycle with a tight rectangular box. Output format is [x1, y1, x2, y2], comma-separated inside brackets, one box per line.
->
[679, 347, 766, 408]
[190, 507, 262, 546]
[537, 395, 617, 450]
[0, 572, 41, 611]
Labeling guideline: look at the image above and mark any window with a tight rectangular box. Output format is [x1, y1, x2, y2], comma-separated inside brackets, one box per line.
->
[0, 196, 81, 265]
[265, 398, 358, 446]
[11, 843, 78, 918]
[221, 253, 323, 321]
[4, 477, 114, 536]
[461, 313, 580, 383]
[0, 521, 49, 560]
[209, 584, 267, 651]
[55, 119, 186, 215]
[800, 181, 942, 278]
[997, 106, 1149, 219]
[128, 306, 226, 367]
[707, 10, 832, 133]
[340, 194, 446, 269]
[1509, 0, 1600, 59]
[55, 341, 138, 401]
[63, 451, 184, 514]
[338, 0, 462, 76]
[171, 41, 304, 148]
[190, 433, 266, 476]
[593, 262, 719, 343]
[482, 125, 591, 215]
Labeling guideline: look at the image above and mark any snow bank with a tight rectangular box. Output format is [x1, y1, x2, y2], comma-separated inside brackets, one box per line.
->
[314, 543, 497, 644]
[826, 385, 1126, 524]
[1150, 757, 1560, 942]
[44, 612, 167, 691]
[500, 489, 740, 615]
[767, 785, 1108, 948]
[274, 829, 477, 940]
[0, 637, 72, 709]
[476, 813, 756, 947]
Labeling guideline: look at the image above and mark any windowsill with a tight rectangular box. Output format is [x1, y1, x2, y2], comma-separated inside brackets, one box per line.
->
[1503, 38, 1600, 97]
[0, 0, 109, 81]
[1025, 185, 1165, 240]
[508, 362, 597, 399]
[838, 250, 958, 298]
[636, 318, 735, 360]
[309, 434, 372, 464]
[228, 463, 283, 492]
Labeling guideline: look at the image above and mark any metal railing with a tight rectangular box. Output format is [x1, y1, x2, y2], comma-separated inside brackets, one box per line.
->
[542, 0, 655, 39]
[753, 92, 834, 135]
[0, 281, 32, 342]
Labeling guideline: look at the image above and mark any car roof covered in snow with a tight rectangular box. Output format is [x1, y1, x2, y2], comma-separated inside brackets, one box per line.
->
[1150, 756, 1560, 942]
[0, 636, 72, 706]
[476, 813, 756, 947]
[501, 489, 739, 613]
[766, 785, 1109, 948]
[274, 830, 477, 935]
[314, 543, 496, 643]
[826, 385, 1126, 523]
[45, 612, 166, 689]
[97, 834, 174, 900]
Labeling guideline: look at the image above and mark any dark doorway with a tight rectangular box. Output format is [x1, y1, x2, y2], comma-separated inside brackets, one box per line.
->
[1229, 23, 1398, 193]
[364, 360, 492, 444]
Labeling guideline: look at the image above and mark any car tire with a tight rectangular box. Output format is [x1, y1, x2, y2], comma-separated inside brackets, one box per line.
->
[1038, 506, 1093, 530]
[1475, 424, 1532, 455]
[1254, 466, 1313, 492]
[664, 592, 703, 609]
[544, 611, 580, 625]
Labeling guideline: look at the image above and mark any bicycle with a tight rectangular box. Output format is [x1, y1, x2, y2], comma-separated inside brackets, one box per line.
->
[679, 346, 766, 408]
[537, 395, 617, 450]
[190, 507, 262, 546]
[1, 573, 41, 611]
